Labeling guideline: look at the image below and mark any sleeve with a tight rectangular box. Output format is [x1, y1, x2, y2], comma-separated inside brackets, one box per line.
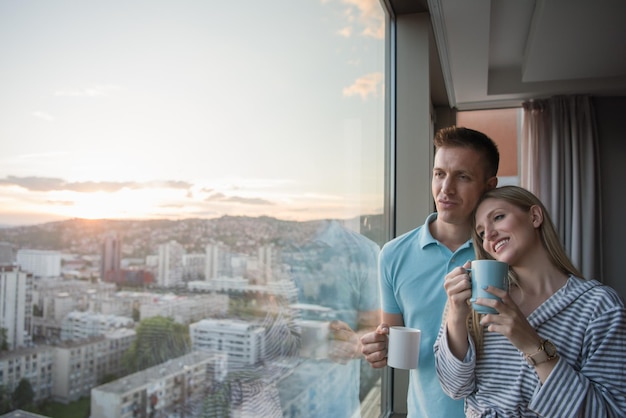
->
[433, 322, 477, 400]
[528, 306, 626, 417]
[379, 245, 401, 314]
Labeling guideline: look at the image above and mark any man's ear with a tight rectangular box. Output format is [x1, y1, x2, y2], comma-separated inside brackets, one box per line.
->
[530, 205, 543, 228]
[486, 176, 498, 190]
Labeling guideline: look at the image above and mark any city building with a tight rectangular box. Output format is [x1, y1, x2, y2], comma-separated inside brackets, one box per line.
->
[257, 244, 274, 284]
[190, 318, 266, 367]
[90, 351, 227, 418]
[139, 293, 227, 325]
[16, 250, 61, 278]
[51, 329, 136, 403]
[101, 234, 122, 282]
[156, 241, 184, 287]
[0, 345, 54, 403]
[204, 243, 230, 279]
[182, 253, 205, 281]
[0, 242, 14, 266]
[188, 276, 248, 293]
[60, 311, 134, 341]
[31, 278, 118, 341]
[0, 266, 33, 350]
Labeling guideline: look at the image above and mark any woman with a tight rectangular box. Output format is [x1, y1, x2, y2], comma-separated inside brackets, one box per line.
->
[434, 185, 626, 417]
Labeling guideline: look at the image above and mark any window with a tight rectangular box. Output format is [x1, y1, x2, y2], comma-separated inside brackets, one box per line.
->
[457, 108, 522, 186]
[0, 1, 387, 417]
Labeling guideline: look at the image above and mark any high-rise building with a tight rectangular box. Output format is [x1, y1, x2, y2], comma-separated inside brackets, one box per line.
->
[101, 234, 122, 282]
[182, 253, 205, 281]
[258, 244, 274, 283]
[157, 241, 184, 287]
[204, 243, 230, 280]
[0, 265, 33, 350]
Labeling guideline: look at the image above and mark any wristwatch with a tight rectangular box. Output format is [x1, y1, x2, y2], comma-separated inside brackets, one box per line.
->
[524, 339, 558, 366]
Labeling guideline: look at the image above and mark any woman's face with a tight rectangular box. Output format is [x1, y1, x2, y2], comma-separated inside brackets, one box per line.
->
[474, 197, 540, 266]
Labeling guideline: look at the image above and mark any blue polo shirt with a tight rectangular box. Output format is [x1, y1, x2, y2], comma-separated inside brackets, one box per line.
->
[380, 213, 472, 418]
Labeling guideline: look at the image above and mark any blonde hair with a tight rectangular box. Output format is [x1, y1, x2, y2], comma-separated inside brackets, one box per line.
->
[467, 186, 583, 351]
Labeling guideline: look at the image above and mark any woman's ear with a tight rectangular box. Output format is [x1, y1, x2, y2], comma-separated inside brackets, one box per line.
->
[530, 205, 543, 228]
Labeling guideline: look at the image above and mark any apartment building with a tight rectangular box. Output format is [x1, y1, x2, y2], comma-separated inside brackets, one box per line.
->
[139, 293, 227, 324]
[16, 250, 61, 279]
[51, 328, 136, 403]
[156, 241, 184, 287]
[182, 253, 205, 281]
[190, 318, 265, 367]
[0, 266, 33, 350]
[90, 351, 227, 418]
[33, 278, 117, 321]
[60, 311, 134, 341]
[0, 346, 54, 403]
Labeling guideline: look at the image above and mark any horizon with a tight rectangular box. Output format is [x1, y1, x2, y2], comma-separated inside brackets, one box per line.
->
[0, 210, 385, 229]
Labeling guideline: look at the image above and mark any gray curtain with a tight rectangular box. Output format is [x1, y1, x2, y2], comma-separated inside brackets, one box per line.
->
[521, 95, 602, 281]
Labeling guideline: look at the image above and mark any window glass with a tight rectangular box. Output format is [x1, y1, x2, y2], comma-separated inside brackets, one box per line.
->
[0, 1, 386, 417]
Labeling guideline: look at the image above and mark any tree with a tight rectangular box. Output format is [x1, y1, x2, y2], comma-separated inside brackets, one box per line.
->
[0, 329, 8, 351]
[122, 316, 190, 372]
[0, 385, 11, 414]
[11, 378, 34, 411]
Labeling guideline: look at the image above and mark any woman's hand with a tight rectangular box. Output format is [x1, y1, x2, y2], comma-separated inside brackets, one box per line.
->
[443, 262, 473, 360]
[443, 262, 473, 323]
[475, 286, 541, 354]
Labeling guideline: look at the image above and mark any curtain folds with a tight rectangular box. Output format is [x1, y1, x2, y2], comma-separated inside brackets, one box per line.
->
[521, 96, 602, 281]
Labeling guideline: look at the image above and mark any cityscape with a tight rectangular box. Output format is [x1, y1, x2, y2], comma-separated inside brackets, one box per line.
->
[0, 214, 384, 417]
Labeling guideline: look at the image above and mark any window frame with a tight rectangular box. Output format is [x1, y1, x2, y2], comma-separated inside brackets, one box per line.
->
[382, 9, 442, 418]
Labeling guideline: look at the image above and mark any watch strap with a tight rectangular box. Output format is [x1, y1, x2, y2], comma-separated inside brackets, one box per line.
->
[524, 339, 557, 366]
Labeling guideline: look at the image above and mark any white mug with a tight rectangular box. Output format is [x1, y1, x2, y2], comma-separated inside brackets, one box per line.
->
[387, 326, 421, 369]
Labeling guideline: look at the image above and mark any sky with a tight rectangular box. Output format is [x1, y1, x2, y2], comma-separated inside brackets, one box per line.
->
[0, 0, 385, 226]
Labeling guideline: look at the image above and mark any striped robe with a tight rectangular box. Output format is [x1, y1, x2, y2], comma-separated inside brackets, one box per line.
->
[434, 276, 626, 417]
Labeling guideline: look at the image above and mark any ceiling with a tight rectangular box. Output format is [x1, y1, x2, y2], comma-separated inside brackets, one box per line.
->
[388, 0, 626, 110]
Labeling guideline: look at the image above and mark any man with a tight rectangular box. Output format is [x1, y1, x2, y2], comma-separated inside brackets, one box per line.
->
[360, 126, 499, 417]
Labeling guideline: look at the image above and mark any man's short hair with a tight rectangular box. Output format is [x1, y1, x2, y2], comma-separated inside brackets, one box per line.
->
[434, 126, 500, 179]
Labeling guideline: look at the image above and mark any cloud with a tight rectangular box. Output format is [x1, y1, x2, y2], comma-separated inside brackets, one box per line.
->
[224, 196, 274, 205]
[204, 191, 273, 206]
[343, 0, 384, 39]
[144, 180, 192, 190]
[32, 111, 55, 121]
[54, 84, 121, 98]
[45, 200, 75, 207]
[0, 176, 192, 193]
[205, 192, 227, 202]
[337, 26, 352, 37]
[326, 0, 384, 40]
[342, 72, 383, 100]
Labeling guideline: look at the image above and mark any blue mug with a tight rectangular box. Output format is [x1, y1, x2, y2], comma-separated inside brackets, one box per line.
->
[467, 260, 509, 314]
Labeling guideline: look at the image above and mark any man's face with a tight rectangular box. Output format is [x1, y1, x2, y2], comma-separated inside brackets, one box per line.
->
[431, 146, 495, 226]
